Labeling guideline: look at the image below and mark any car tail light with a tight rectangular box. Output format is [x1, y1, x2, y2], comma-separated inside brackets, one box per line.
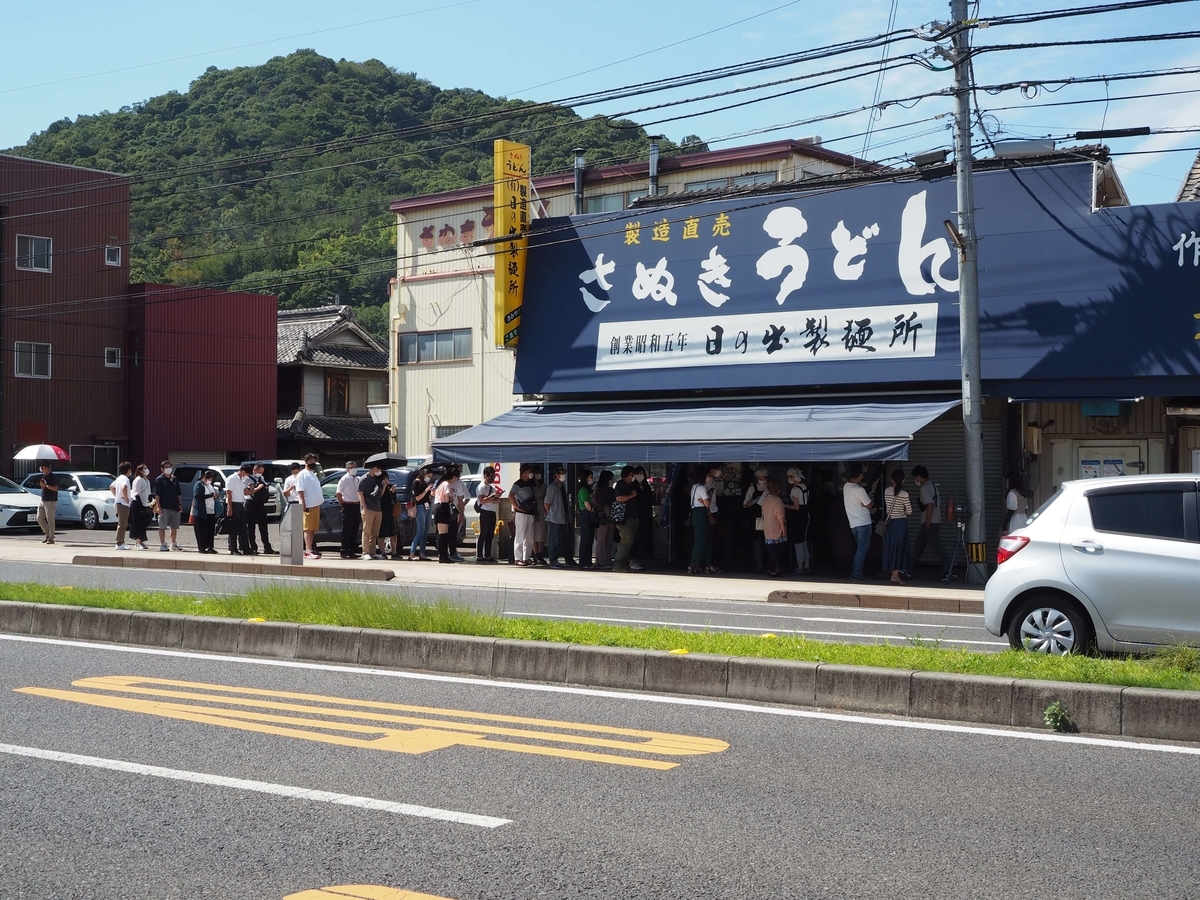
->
[996, 534, 1030, 565]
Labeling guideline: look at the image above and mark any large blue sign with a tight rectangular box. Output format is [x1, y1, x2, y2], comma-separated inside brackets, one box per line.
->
[514, 161, 1200, 398]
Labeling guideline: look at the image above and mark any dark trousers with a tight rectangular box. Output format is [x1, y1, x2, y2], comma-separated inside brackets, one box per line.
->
[341, 503, 361, 555]
[547, 522, 574, 564]
[690, 507, 711, 570]
[477, 509, 496, 560]
[227, 504, 251, 554]
[194, 515, 215, 553]
[912, 523, 950, 574]
[437, 530, 455, 562]
[130, 500, 149, 542]
[577, 513, 596, 567]
[247, 502, 273, 553]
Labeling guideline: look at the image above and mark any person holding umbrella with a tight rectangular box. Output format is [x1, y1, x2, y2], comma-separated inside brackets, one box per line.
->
[36, 462, 59, 544]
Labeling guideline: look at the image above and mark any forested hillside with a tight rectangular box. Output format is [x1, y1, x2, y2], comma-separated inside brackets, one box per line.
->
[7, 50, 682, 339]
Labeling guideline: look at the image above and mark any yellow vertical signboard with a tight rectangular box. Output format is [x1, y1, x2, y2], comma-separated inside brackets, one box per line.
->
[493, 140, 530, 348]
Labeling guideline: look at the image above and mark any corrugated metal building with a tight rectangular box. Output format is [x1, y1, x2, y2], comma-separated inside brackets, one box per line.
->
[127, 284, 277, 468]
[0, 154, 130, 478]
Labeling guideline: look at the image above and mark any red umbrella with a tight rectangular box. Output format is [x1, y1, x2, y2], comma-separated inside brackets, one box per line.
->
[13, 444, 70, 462]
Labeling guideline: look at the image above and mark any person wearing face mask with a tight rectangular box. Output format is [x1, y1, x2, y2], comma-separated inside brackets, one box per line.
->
[543, 466, 573, 568]
[357, 463, 386, 560]
[743, 467, 770, 573]
[784, 468, 812, 576]
[631, 466, 653, 568]
[509, 465, 537, 566]
[408, 471, 434, 561]
[592, 470, 616, 570]
[130, 463, 152, 550]
[475, 465, 503, 564]
[191, 470, 220, 554]
[576, 471, 597, 569]
[153, 461, 183, 552]
[336, 461, 362, 559]
[297, 454, 324, 559]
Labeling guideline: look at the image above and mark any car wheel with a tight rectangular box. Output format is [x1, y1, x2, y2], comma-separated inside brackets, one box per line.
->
[80, 506, 100, 530]
[1007, 593, 1094, 655]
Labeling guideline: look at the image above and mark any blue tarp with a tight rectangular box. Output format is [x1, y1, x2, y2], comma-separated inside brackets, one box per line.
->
[431, 399, 960, 464]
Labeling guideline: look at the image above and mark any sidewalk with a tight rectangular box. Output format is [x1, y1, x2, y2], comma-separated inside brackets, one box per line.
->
[0, 536, 982, 610]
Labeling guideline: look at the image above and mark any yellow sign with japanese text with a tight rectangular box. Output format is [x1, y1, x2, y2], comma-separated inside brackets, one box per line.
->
[493, 140, 531, 348]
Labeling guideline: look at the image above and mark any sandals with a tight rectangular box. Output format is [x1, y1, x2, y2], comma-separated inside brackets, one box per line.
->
[705, 566, 723, 575]
[687, 566, 705, 576]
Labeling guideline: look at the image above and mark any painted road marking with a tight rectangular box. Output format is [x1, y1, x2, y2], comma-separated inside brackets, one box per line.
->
[4, 633, 1199, 758]
[285, 887, 452, 899]
[0, 741, 509, 828]
[16, 675, 728, 770]
[503, 611, 1008, 646]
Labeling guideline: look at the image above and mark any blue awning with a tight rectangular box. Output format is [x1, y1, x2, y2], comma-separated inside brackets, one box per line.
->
[431, 398, 960, 464]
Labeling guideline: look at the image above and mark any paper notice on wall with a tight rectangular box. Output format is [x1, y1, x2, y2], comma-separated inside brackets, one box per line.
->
[1080, 459, 1101, 479]
[1102, 459, 1125, 477]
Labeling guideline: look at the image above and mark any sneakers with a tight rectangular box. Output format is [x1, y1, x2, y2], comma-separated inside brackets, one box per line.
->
[629, 562, 643, 571]
[362, 553, 373, 560]
[135, 542, 148, 550]
[159, 543, 169, 552]
[116, 543, 129, 550]
[171, 543, 182, 552]
[304, 550, 320, 560]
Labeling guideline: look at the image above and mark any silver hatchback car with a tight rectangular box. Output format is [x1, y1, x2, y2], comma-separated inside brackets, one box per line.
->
[985, 474, 1200, 654]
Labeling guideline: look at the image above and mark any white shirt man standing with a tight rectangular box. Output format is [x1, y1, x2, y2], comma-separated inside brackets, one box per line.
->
[296, 455, 324, 559]
[843, 463, 874, 581]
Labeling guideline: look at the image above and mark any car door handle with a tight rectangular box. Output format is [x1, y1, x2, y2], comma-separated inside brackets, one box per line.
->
[1071, 540, 1104, 555]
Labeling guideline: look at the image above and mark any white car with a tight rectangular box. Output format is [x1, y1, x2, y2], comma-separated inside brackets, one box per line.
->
[21, 471, 118, 530]
[0, 475, 42, 530]
[985, 474, 1200, 655]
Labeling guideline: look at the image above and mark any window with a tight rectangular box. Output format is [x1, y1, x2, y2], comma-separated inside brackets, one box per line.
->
[348, 378, 368, 417]
[326, 374, 348, 415]
[104, 245, 121, 267]
[627, 188, 660, 204]
[433, 425, 470, 439]
[367, 379, 387, 405]
[585, 193, 624, 213]
[397, 328, 472, 364]
[685, 178, 727, 192]
[732, 172, 777, 187]
[104, 347, 121, 368]
[14, 342, 51, 378]
[1088, 488, 1192, 541]
[16, 235, 52, 272]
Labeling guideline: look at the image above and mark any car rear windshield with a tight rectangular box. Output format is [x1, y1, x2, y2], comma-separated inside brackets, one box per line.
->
[1087, 487, 1192, 541]
[78, 475, 115, 491]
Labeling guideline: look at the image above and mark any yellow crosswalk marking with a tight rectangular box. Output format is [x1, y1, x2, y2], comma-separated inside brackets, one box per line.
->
[16, 676, 728, 770]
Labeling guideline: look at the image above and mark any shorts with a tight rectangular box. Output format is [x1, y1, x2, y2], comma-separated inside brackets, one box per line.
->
[303, 506, 321, 531]
[159, 509, 181, 529]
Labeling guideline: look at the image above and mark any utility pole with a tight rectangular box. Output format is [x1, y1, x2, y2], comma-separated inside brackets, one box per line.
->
[949, 0, 988, 583]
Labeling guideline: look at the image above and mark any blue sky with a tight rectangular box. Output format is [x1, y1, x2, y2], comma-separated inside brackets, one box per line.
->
[2, 0, 1198, 204]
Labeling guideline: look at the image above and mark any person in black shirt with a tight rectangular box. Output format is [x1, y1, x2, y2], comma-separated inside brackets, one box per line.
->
[246, 463, 276, 555]
[153, 461, 183, 551]
[36, 462, 59, 544]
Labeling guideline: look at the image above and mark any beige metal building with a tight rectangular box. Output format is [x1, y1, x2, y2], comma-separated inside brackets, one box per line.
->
[387, 138, 874, 460]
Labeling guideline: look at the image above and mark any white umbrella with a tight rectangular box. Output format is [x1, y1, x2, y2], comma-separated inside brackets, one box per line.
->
[13, 444, 70, 462]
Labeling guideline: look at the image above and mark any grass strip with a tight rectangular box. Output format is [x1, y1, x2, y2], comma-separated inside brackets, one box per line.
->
[4, 581, 1200, 692]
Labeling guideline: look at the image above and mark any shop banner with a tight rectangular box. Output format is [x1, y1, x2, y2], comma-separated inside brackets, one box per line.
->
[493, 140, 531, 348]
[514, 162, 1200, 397]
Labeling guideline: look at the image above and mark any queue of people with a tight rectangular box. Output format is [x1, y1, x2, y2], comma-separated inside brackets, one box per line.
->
[72, 455, 969, 585]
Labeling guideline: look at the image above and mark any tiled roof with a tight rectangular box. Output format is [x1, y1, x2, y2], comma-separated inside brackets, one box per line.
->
[277, 304, 387, 368]
[1177, 150, 1200, 202]
[277, 414, 389, 443]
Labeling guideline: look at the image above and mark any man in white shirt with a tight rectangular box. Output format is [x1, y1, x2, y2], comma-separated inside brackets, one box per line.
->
[224, 463, 253, 555]
[296, 454, 325, 559]
[111, 461, 133, 550]
[336, 462, 362, 559]
[843, 462, 874, 580]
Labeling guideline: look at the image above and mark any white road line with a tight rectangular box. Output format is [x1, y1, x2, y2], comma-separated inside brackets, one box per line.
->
[584, 603, 984, 628]
[0, 741, 510, 829]
[502, 611, 1007, 646]
[2, 633, 1196, 758]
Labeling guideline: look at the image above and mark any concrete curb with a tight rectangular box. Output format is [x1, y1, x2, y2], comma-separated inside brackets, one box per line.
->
[4, 599, 1198, 743]
[71, 554, 394, 581]
[769, 588, 984, 615]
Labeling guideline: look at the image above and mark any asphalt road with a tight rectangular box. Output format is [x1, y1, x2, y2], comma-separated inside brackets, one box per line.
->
[2, 635, 1198, 899]
[0, 546, 1002, 651]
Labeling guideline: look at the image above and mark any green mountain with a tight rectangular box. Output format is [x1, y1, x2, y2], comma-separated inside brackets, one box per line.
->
[7, 50, 688, 340]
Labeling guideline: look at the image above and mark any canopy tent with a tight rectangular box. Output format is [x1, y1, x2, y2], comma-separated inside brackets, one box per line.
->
[431, 398, 960, 464]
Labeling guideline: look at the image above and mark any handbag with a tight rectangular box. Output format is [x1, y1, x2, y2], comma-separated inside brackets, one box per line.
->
[609, 499, 627, 524]
[755, 517, 764, 531]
